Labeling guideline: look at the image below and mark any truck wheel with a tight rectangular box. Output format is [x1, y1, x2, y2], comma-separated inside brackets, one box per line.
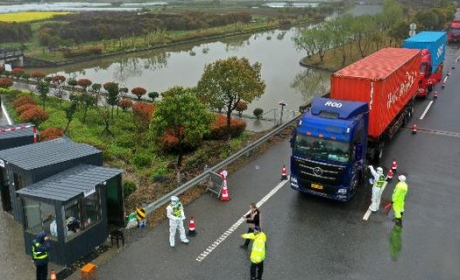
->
[428, 85, 433, 92]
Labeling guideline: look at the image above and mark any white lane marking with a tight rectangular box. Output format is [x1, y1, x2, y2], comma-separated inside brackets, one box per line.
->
[196, 177, 289, 262]
[1, 101, 12, 125]
[362, 182, 388, 221]
[443, 76, 449, 83]
[419, 100, 433, 120]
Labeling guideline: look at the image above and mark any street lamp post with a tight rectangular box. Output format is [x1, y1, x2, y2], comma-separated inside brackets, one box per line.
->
[278, 101, 286, 124]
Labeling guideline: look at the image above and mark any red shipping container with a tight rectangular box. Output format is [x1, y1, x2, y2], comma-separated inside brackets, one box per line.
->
[331, 47, 421, 138]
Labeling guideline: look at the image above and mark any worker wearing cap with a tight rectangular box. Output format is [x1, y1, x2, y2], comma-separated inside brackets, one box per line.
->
[32, 231, 51, 280]
[166, 196, 189, 247]
[241, 226, 266, 280]
[392, 175, 408, 225]
[368, 165, 386, 212]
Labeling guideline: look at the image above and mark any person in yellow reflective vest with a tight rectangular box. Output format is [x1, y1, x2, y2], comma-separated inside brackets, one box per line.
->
[241, 226, 266, 280]
[392, 175, 408, 226]
[166, 196, 189, 247]
[368, 165, 386, 212]
[32, 231, 51, 280]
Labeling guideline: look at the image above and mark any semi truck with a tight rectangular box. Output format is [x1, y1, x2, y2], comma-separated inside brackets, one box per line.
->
[402, 31, 447, 97]
[290, 48, 421, 201]
[447, 20, 460, 43]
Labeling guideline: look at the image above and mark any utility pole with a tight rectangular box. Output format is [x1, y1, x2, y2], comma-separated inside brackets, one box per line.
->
[278, 101, 286, 124]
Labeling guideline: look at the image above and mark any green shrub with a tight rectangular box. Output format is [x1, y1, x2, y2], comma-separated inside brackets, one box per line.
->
[150, 167, 170, 182]
[123, 180, 137, 198]
[115, 134, 135, 148]
[104, 145, 131, 162]
[253, 108, 263, 119]
[132, 153, 152, 169]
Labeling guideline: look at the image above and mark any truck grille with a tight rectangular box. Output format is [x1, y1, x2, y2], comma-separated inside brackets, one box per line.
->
[292, 156, 345, 186]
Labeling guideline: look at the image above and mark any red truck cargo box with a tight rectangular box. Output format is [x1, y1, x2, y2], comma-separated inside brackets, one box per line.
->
[451, 20, 460, 28]
[331, 47, 421, 138]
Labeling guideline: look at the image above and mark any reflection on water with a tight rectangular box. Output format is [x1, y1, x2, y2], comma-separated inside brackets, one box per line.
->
[47, 27, 330, 114]
[389, 224, 403, 261]
[290, 68, 330, 103]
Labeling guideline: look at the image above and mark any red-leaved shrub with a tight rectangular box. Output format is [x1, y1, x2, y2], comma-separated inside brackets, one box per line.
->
[118, 98, 133, 111]
[40, 127, 65, 141]
[20, 107, 49, 127]
[0, 77, 13, 88]
[132, 102, 154, 123]
[131, 87, 147, 100]
[11, 95, 37, 108]
[16, 104, 37, 115]
[206, 114, 246, 140]
[11, 68, 25, 77]
[29, 70, 46, 80]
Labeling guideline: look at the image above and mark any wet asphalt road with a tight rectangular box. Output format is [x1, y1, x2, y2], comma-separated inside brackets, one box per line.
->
[93, 45, 460, 279]
[2, 45, 460, 279]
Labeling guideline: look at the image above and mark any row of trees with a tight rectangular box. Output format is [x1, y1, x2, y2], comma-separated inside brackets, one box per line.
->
[293, 0, 455, 66]
[38, 11, 252, 47]
[1, 56, 265, 170]
[0, 21, 33, 43]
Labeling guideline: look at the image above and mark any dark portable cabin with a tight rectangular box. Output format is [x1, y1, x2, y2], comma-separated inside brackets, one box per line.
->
[0, 123, 36, 212]
[0, 137, 103, 222]
[17, 164, 123, 265]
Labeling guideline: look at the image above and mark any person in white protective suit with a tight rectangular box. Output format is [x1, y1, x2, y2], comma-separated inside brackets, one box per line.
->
[368, 166, 386, 212]
[166, 196, 189, 247]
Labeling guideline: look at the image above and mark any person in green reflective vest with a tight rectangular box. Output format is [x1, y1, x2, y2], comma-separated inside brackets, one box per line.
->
[166, 196, 189, 247]
[241, 226, 267, 280]
[368, 165, 386, 212]
[32, 231, 51, 280]
[392, 175, 408, 226]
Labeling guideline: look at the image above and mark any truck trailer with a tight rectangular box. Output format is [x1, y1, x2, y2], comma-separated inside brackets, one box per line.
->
[448, 18, 460, 43]
[402, 31, 447, 97]
[290, 48, 421, 201]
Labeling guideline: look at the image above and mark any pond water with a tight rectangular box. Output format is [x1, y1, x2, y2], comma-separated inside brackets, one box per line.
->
[37, 4, 382, 118]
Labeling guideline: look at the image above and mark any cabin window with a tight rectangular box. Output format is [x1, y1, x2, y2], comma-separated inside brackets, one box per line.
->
[23, 197, 56, 237]
[63, 188, 102, 242]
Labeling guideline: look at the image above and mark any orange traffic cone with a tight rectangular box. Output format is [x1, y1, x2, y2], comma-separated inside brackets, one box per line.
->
[412, 124, 417, 134]
[386, 168, 393, 182]
[453, 64, 456, 69]
[447, 70, 451, 76]
[187, 217, 197, 237]
[220, 181, 230, 202]
[281, 165, 288, 180]
[50, 269, 57, 280]
[442, 81, 445, 88]
[391, 159, 398, 174]
[434, 90, 438, 99]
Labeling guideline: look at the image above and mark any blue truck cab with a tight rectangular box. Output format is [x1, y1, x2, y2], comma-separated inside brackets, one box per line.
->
[290, 97, 369, 201]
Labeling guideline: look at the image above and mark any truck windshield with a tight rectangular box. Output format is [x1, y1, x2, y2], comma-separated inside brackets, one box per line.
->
[293, 134, 350, 163]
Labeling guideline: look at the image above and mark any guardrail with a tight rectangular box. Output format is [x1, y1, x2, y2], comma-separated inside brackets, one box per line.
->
[144, 113, 301, 215]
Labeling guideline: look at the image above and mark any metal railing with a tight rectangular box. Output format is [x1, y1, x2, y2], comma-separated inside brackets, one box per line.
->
[144, 113, 301, 215]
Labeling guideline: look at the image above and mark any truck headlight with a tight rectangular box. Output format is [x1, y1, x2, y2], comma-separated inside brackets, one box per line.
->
[337, 188, 347, 194]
